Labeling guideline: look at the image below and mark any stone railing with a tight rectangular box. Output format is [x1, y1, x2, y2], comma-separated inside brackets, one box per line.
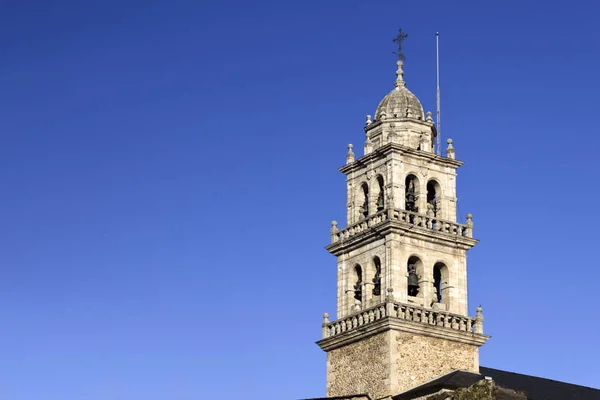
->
[330, 210, 388, 243]
[322, 298, 484, 339]
[330, 209, 473, 244]
[392, 209, 473, 238]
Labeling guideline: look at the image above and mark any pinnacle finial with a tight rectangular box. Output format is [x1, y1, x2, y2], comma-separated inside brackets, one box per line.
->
[446, 138, 455, 159]
[346, 144, 355, 164]
[395, 60, 405, 88]
[474, 306, 484, 334]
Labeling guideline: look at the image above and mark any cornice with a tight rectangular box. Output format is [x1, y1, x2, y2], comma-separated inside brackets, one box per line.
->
[339, 143, 463, 175]
[326, 220, 478, 256]
[363, 117, 435, 134]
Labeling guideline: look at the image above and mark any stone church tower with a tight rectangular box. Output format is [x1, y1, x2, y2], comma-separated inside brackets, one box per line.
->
[317, 58, 489, 399]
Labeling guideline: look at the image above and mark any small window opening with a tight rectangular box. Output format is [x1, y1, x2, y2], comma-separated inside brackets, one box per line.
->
[372, 257, 381, 296]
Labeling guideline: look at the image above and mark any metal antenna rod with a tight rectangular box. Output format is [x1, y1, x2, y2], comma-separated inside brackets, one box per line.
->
[436, 32, 441, 156]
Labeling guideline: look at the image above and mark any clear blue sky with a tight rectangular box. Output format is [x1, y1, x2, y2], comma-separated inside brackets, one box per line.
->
[1, 1, 599, 399]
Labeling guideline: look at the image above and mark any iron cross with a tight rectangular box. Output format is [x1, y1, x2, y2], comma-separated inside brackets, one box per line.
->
[393, 28, 408, 61]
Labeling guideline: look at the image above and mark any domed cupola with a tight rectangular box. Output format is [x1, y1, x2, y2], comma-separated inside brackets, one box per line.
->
[363, 56, 436, 155]
[374, 60, 425, 121]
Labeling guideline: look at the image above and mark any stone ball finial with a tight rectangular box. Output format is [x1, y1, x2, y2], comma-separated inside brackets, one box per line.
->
[385, 287, 394, 302]
[426, 111, 433, 122]
[346, 144, 355, 164]
[466, 213, 473, 220]
[322, 312, 330, 326]
[331, 220, 337, 227]
[446, 138, 455, 159]
[476, 305, 483, 314]
[366, 115, 372, 125]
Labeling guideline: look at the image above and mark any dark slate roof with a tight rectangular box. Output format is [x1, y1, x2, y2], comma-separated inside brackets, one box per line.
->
[392, 370, 484, 400]
[480, 366, 600, 400]
[393, 367, 600, 400]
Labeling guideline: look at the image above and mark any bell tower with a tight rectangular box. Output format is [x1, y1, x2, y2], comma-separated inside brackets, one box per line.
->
[316, 43, 489, 399]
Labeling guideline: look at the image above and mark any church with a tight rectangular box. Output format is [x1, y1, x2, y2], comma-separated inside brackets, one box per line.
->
[304, 36, 600, 400]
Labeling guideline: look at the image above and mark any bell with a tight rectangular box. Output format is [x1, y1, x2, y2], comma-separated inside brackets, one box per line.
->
[353, 281, 362, 301]
[372, 275, 381, 296]
[406, 192, 415, 211]
[377, 192, 384, 211]
[408, 272, 419, 288]
[362, 200, 369, 217]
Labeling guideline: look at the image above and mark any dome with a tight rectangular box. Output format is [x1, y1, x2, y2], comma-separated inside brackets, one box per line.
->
[375, 86, 424, 121]
[374, 60, 425, 121]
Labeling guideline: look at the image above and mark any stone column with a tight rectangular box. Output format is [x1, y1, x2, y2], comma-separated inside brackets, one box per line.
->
[388, 237, 406, 304]
[420, 256, 433, 308]
[417, 179, 427, 215]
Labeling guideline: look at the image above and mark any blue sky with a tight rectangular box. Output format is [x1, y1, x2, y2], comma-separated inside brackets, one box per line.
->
[1, 1, 599, 399]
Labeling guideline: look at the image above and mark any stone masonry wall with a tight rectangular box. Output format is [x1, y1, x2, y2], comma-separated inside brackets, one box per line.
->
[393, 332, 478, 394]
[327, 332, 390, 399]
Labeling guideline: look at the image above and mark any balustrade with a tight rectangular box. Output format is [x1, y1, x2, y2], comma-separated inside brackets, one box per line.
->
[321, 301, 481, 339]
[393, 209, 470, 237]
[330, 211, 388, 243]
[330, 209, 472, 244]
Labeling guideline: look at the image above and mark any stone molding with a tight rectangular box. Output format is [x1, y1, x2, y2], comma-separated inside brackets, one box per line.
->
[340, 142, 463, 175]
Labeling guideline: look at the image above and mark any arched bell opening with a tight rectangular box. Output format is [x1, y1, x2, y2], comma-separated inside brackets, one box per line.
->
[432, 262, 449, 305]
[376, 175, 385, 212]
[353, 264, 363, 303]
[372, 256, 382, 297]
[426, 180, 442, 218]
[358, 182, 369, 219]
[405, 175, 419, 213]
[406, 256, 423, 297]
